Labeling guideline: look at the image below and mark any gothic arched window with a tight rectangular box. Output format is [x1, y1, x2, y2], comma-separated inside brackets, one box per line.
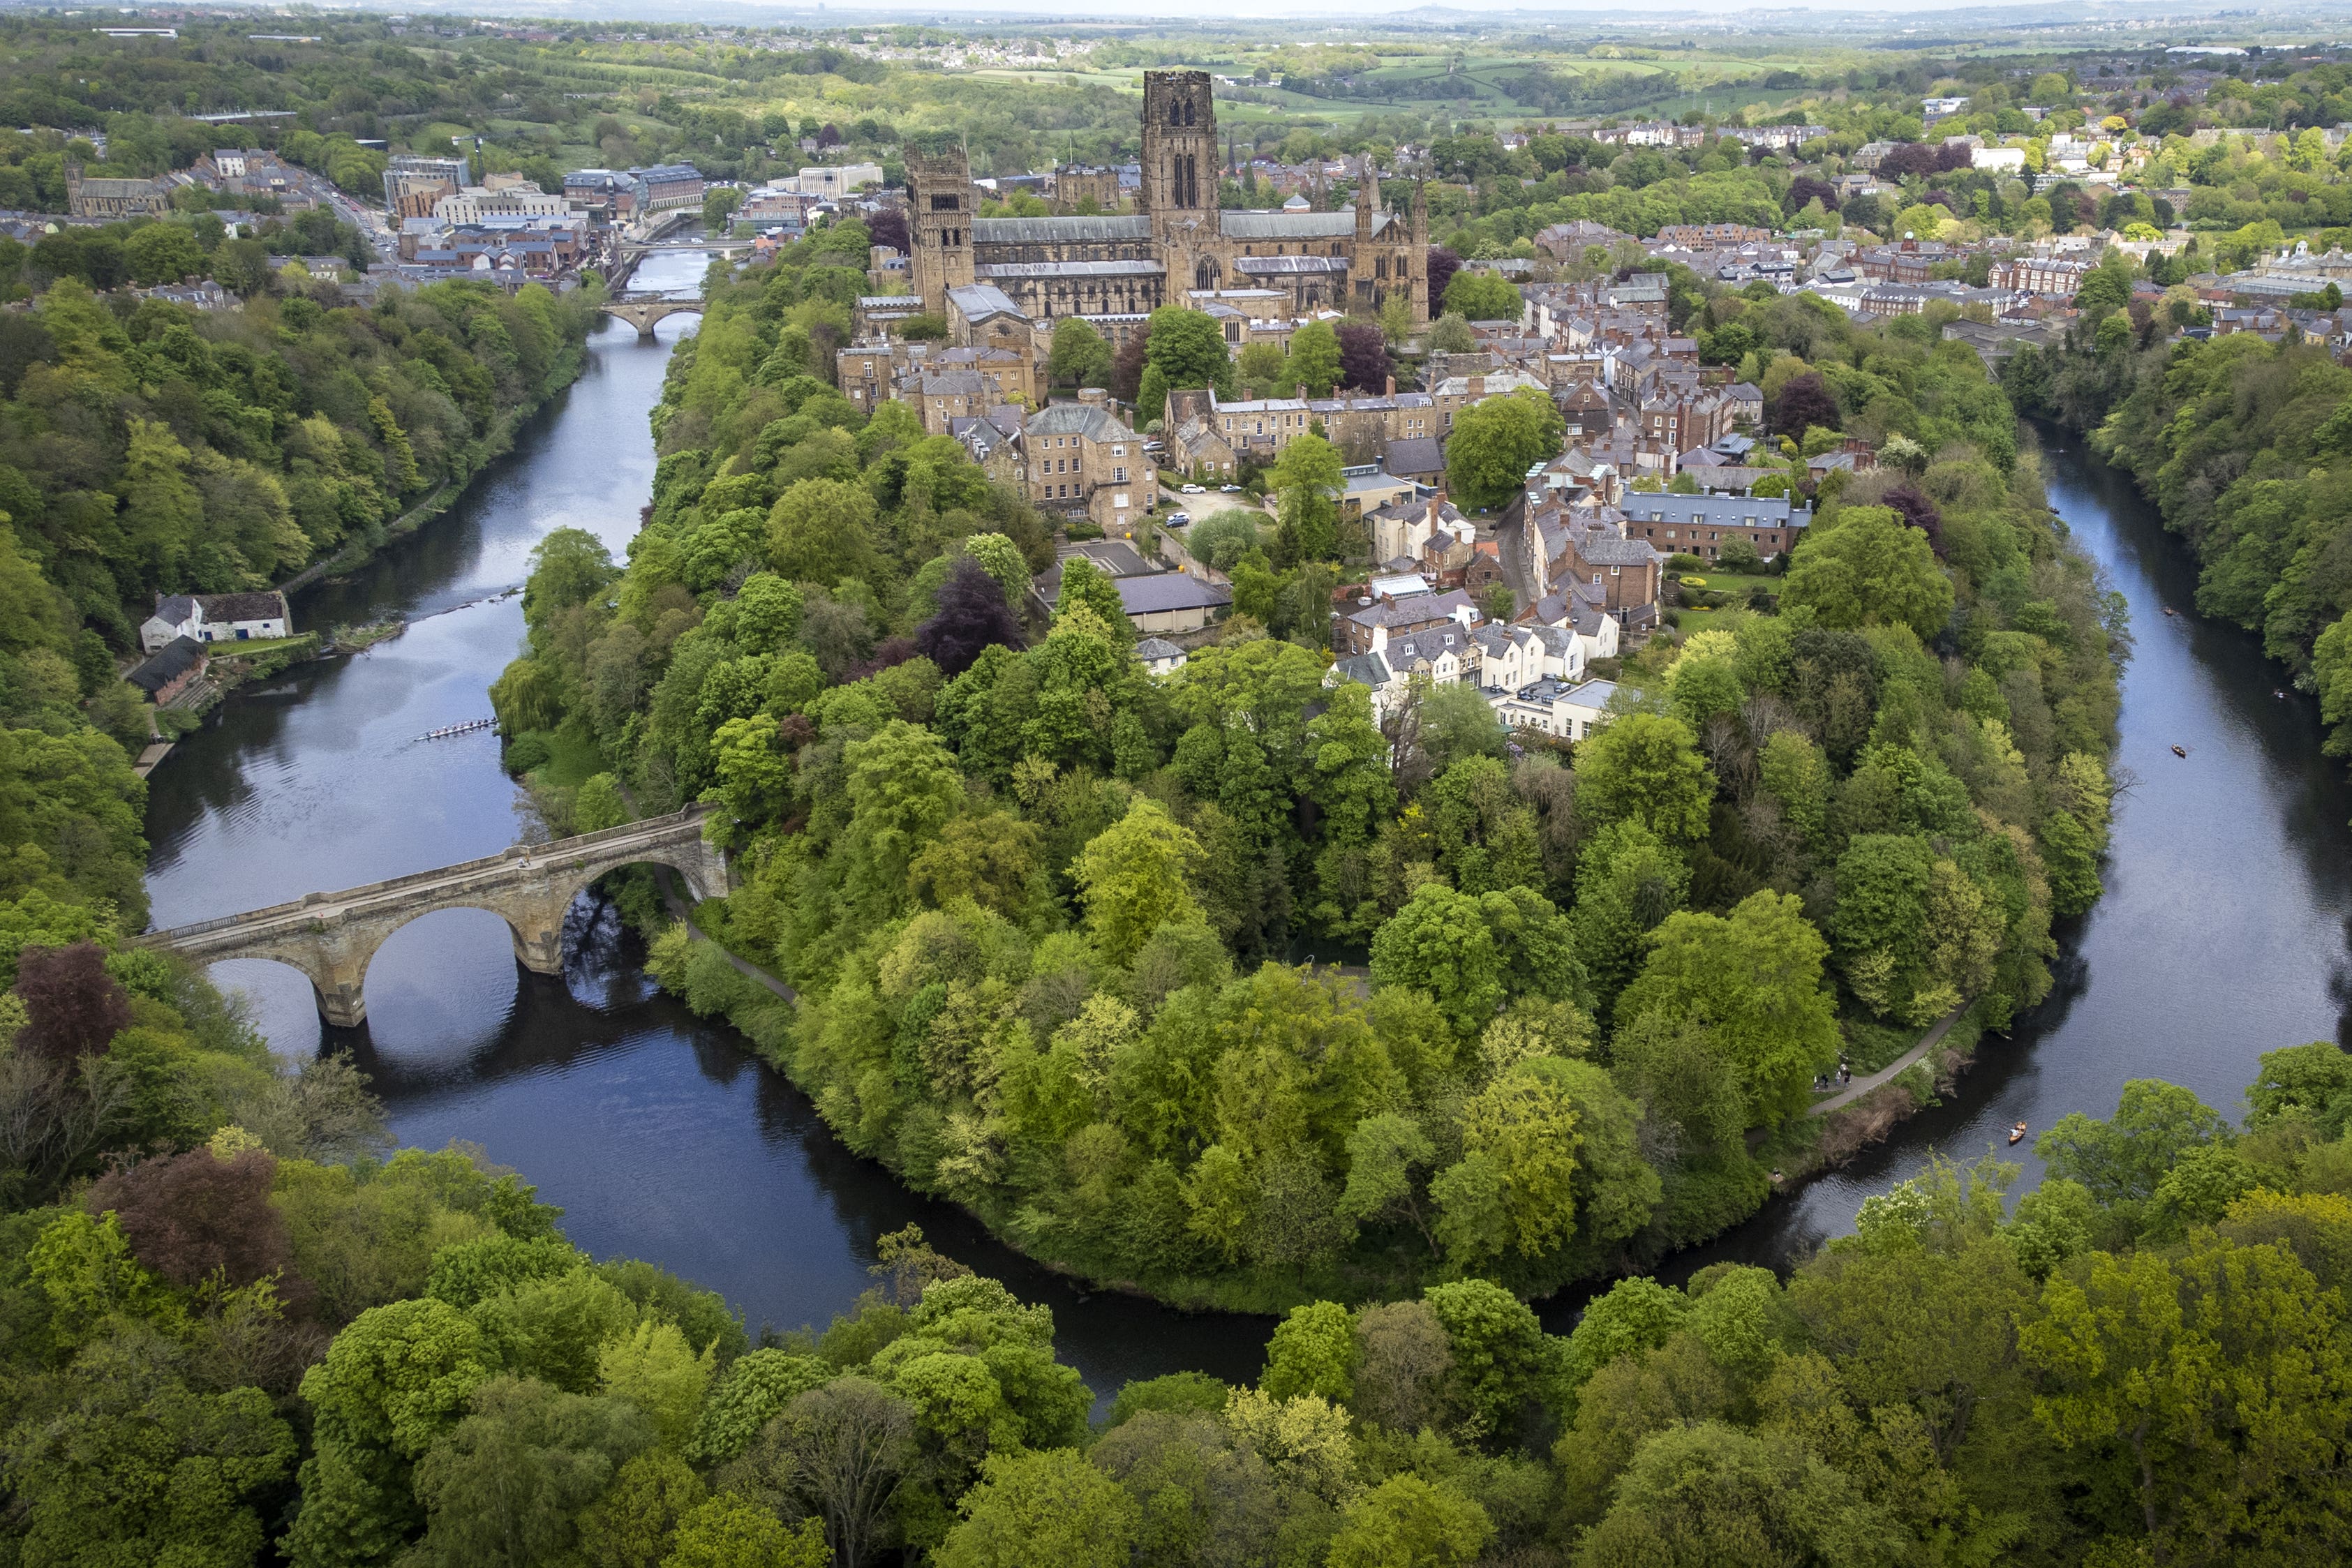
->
[1169, 99, 1183, 126]
[1183, 98, 1195, 127]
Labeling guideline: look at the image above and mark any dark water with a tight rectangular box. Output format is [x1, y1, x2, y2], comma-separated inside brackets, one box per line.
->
[143, 277, 2352, 1384]
[1651, 440, 2352, 1287]
[139, 250, 1272, 1401]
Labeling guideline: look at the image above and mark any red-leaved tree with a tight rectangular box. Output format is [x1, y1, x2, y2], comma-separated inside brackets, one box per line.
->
[1882, 482, 1947, 559]
[1769, 372, 1840, 440]
[916, 558, 1023, 676]
[1424, 248, 1461, 313]
[1337, 322, 1392, 393]
[87, 1147, 303, 1297]
[14, 942, 133, 1061]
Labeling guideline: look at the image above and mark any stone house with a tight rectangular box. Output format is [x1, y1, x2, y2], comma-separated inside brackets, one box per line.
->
[1025, 389, 1155, 530]
[124, 636, 207, 705]
[140, 590, 292, 654]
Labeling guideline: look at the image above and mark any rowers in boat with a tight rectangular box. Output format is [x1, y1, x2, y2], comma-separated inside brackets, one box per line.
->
[2163, 605, 2178, 616]
[2171, 744, 2188, 758]
[2009, 1121, 2027, 1146]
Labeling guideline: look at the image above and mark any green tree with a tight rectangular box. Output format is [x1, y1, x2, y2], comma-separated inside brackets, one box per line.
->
[1047, 318, 1112, 389]
[768, 479, 881, 588]
[1782, 505, 1955, 641]
[1074, 798, 1205, 965]
[1615, 892, 1841, 1127]
[1573, 713, 1714, 845]
[1139, 307, 1232, 425]
[1269, 432, 1341, 566]
[405, 1376, 653, 1568]
[663, 1495, 828, 1568]
[1053, 558, 1133, 643]
[1441, 270, 1521, 322]
[1439, 1068, 1583, 1264]
[1262, 1301, 1358, 1404]
[4, 1354, 297, 1568]
[1283, 320, 1341, 398]
[286, 1297, 496, 1568]
[2020, 1237, 2352, 1564]
[1578, 1423, 1893, 1567]
[844, 721, 966, 912]
[579, 1451, 707, 1568]
[1325, 1474, 1494, 1568]
[1371, 883, 1505, 1039]
[1443, 389, 1564, 511]
[1422, 1279, 1552, 1443]
[937, 1449, 1140, 1568]
[125, 222, 206, 285]
[2034, 1080, 2231, 1211]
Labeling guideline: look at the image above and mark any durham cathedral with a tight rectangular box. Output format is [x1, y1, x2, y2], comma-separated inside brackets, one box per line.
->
[906, 70, 1430, 334]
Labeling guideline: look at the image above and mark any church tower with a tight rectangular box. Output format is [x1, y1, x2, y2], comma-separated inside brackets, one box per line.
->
[906, 140, 975, 319]
[1140, 70, 1217, 231]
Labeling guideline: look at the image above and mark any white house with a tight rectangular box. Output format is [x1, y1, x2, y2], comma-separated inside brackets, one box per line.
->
[140, 590, 292, 654]
[1489, 677, 1632, 742]
[1135, 636, 1188, 677]
[1472, 622, 1586, 692]
[1327, 622, 1476, 726]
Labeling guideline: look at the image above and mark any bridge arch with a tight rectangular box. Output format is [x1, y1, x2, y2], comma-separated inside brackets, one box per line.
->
[599, 298, 706, 341]
[144, 810, 731, 1028]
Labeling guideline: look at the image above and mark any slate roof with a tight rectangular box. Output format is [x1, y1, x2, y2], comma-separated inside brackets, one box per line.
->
[1028, 401, 1138, 442]
[976, 259, 1165, 280]
[149, 590, 289, 625]
[1330, 652, 1392, 688]
[1235, 254, 1350, 276]
[944, 282, 1027, 321]
[972, 214, 1153, 244]
[1619, 495, 1810, 529]
[125, 636, 204, 696]
[1221, 208, 1403, 240]
[1384, 437, 1444, 477]
[1116, 574, 1231, 615]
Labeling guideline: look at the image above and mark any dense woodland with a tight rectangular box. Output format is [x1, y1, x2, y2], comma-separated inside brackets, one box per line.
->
[0, 271, 591, 992]
[2009, 304, 2352, 784]
[1, 947, 2349, 1565]
[17, 19, 2352, 1565]
[477, 220, 2122, 1320]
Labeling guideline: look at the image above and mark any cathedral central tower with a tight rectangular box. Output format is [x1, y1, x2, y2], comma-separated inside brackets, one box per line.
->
[1140, 70, 1216, 230]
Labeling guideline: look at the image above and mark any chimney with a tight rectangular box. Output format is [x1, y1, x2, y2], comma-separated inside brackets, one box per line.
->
[1385, 373, 1395, 396]
[1078, 387, 1106, 405]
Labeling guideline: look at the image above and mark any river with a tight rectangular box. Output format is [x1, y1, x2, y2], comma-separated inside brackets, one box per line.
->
[142, 269, 2352, 1385]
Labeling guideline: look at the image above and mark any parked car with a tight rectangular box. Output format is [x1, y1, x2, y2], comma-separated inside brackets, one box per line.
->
[1180, 483, 1205, 494]
[1167, 512, 1190, 525]
[1220, 484, 1242, 493]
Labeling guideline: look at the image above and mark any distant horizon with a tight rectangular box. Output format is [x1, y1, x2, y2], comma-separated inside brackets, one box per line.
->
[105, 0, 2352, 31]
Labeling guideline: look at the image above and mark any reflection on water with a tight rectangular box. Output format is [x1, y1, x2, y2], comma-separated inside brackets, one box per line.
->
[140, 260, 1271, 1401]
[147, 277, 2351, 1380]
[1606, 440, 2352, 1304]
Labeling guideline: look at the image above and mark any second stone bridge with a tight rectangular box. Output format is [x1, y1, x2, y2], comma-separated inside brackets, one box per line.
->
[141, 808, 731, 1026]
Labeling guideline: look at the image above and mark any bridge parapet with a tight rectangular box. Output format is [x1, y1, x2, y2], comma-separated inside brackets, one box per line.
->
[143, 807, 731, 1026]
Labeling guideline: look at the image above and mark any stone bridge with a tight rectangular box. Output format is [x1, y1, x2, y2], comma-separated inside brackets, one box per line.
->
[140, 809, 731, 1027]
[600, 294, 705, 340]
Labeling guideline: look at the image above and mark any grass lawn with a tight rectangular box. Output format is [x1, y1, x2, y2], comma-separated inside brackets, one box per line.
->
[521, 718, 609, 793]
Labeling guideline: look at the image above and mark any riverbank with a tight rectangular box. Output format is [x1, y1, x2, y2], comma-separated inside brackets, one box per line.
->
[276, 334, 594, 599]
[642, 874, 1997, 1307]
